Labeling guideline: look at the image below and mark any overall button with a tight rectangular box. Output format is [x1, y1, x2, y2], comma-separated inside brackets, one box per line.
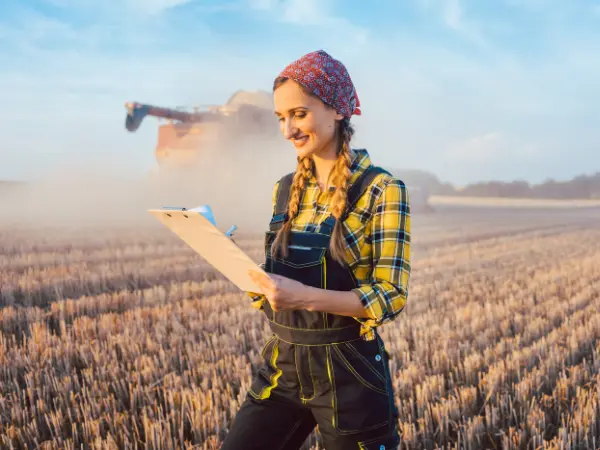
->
[380, 446, 385, 450]
[375, 354, 382, 362]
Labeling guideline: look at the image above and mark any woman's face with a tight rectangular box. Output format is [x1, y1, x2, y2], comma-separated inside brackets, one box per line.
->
[273, 79, 344, 160]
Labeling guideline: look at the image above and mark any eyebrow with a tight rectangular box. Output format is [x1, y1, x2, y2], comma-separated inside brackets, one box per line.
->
[274, 106, 309, 116]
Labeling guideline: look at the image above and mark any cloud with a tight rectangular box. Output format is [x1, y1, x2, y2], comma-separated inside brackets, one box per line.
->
[446, 132, 503, 162]
[125, 0, 195, 15]
[445, 2, 490, 48]
[281, 0, 329, 25]
[412, 0, 491, 49]
[445, 132, 540, 163]
[248, 0, 278, 11]
[439, 132, 544, 183]
[247, 0, 369, 45]
[42, 0, 195, 15]
[442, 0, 462, 29]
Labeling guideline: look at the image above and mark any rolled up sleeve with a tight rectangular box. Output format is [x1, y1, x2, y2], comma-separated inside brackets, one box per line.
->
[352, 178, 411, 329]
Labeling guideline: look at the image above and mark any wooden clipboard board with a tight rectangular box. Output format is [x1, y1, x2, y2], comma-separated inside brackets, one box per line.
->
[148, 207, 267, 293]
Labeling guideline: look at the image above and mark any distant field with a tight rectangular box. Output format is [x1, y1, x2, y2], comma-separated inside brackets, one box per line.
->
[430, 194, 600, 208]
[0, 206, 600, 449]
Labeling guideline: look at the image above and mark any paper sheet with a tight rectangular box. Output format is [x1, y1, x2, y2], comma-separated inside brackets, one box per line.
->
[148, 207, 267, 293]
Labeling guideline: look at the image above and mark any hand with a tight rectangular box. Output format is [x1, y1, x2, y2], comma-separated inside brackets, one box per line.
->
[248, 269, 310, 311]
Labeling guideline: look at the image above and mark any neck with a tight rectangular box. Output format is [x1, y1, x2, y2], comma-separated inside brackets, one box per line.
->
[312, 138, 340, 190]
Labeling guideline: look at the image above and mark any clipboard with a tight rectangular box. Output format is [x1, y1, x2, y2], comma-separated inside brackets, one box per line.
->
[148, 206, 267, 293]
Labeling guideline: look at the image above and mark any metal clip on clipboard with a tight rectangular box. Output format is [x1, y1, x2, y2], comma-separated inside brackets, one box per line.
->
[225, 225, 237, 238]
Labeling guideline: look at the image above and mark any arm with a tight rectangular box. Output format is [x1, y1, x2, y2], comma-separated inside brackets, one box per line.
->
[351, 177, 411, 328]
[304, 289, 370, 318]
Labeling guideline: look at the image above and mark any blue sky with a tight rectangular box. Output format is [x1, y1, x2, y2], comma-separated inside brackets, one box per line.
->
[1, 0, 599, 186]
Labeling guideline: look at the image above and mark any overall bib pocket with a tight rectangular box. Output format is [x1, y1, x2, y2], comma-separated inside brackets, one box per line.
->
[266, 231, 328, 289]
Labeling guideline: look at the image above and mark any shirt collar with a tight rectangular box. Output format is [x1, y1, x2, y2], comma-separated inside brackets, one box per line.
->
[307, 148, 372, 192]
[348, 148, 371, 184]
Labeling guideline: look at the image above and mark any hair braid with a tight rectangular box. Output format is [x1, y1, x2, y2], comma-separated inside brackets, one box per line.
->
[271, 156, 314, 258]
[328, 118, 355, 264]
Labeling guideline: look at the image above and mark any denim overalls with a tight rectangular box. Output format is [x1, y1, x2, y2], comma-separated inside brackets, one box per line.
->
[221, 166, 401, 450]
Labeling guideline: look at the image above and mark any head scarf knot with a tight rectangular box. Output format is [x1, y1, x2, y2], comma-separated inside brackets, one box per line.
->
[277, 49, 361, 119]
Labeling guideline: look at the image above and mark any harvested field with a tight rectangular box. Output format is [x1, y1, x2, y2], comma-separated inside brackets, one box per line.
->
[1, 205, 600, 449]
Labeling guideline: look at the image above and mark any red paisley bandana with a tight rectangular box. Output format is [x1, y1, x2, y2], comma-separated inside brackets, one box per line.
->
[277, 49, 361, 119]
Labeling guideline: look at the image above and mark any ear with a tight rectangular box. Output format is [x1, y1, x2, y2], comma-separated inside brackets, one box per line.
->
[334, 111, 344, 121]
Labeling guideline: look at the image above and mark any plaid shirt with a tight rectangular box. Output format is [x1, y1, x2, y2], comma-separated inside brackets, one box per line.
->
[249, 148, 411, 340]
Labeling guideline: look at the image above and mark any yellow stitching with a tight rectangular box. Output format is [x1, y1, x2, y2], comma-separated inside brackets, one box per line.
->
[300, 346, 316, 403]
[327, 344, 390, 435]
[332, 345, 388, 395]
[294, 345, 306, 401]
[345, 341, 386, 384]
[267, 319, 359, 332]
[248, 338, 282, 400]
[325, 345, 337, 430]
[261, 339, 282, 399]
[323, 255, 327, 289]
[270, 335, 361, 347]
[358, 433, 400, 450]
[261, 335, 276, 359]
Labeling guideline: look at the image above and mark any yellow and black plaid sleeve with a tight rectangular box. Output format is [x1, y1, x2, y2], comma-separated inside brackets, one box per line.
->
[246, 180, 281, 309]
[351, 177, 411, 329]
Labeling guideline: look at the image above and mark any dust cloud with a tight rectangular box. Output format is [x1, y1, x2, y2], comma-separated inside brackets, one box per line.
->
[0, 129, 297, 236]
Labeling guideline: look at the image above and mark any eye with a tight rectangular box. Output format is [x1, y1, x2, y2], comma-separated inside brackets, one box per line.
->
[295, 111, 306, 119]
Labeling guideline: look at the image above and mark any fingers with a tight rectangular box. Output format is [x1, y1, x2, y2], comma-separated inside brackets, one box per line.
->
[248, 270, 273, 293]
[249, 269, 267, 283]
[248, 270, 284, 310]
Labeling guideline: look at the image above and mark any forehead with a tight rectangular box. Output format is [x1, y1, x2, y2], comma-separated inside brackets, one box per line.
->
[273, 80, 321, 113]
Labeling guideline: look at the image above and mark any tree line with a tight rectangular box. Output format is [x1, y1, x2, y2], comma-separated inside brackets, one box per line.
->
[392, 169, 600, 200]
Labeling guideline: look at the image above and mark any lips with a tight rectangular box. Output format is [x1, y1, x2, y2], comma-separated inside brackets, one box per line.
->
[293, 135, 309, 148]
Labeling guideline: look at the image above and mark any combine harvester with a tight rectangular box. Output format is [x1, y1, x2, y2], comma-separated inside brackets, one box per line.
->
[123, 89, 433, 213]
[124, 89, 279, 173]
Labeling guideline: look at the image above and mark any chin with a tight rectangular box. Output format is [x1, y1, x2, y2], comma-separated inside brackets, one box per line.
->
[294, 146, 315, 160]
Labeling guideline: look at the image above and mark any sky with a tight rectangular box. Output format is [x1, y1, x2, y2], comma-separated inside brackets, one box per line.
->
[1, 0, 599, 186]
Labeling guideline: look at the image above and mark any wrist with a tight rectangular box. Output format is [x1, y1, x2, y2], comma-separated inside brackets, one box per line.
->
[300, 285, 318, 311]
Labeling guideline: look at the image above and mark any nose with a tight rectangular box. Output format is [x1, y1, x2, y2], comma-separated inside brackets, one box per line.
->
[281, 118, 297, 140]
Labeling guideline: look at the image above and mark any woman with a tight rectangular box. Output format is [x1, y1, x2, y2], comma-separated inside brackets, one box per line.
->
[221, 50, 411, 450]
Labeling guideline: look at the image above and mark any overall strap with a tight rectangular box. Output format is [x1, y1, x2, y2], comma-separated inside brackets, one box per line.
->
[273, 165, 390, 221]
[340, 165, 391, 221]
[273, 172, 295, 219]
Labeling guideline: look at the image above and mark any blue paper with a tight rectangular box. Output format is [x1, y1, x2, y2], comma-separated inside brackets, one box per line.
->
[188, 204, 216, 226]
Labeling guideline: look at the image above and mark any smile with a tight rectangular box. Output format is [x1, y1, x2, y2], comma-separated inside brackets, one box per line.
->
[293, 135, 309, 147]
